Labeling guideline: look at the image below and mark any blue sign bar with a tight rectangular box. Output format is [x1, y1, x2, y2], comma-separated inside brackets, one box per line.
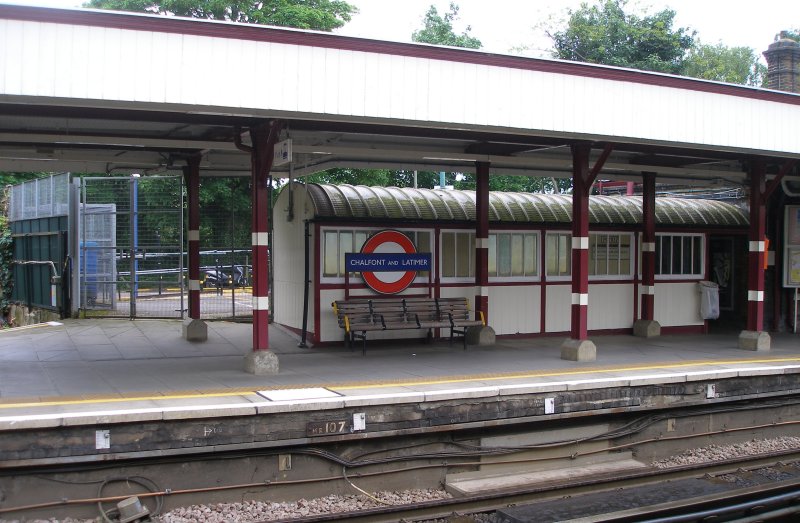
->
[345, 253, 431, 272]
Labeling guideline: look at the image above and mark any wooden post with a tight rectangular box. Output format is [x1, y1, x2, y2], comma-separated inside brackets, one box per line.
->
[475, 161, 490, 324]
[245, 122, 282, 373]
[560, 144, 596, 360]
[739, 159, 770, 351]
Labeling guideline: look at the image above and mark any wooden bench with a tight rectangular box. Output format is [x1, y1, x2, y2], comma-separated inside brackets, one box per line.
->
[331, 297, 485, 355]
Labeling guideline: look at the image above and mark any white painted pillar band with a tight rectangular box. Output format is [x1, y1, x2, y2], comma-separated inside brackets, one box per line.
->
[571, 236, 589, 250]
[252, 296, 270, 310]
[641, 285, 655, 295]
[571, 292, 589, 305]
[475, 285, 489, 296]
[476, 237, 489, 248]
[641, 242, 656, 252]
[188, 230, 200, 242]
[252, 232, 269, 246]
[748, 290, 764, 302]
[749, 241, 765, 252]
[188, 279, 201, 291]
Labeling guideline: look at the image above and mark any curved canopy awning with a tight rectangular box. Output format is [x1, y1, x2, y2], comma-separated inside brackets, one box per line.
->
[305, 183, 749, 227]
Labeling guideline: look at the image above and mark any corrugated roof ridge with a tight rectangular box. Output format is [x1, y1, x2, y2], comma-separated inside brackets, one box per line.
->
[304, 184, 748, 226]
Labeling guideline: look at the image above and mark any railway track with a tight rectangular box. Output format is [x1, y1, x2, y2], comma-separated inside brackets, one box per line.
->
[263, 451, 800, 523]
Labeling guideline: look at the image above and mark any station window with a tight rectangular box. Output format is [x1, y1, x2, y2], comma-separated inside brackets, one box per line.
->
[488, 232, 539, 278]
[321, 228, 431, 279]
[546, 232, 571, 278]
[589, 233, 633, 277]
[547, 232, 633, 279]
[655, 233, 704, 278]
[441, 231, 474, 279]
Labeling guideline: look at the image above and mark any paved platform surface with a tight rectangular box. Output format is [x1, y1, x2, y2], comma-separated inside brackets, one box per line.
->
[0, 319, 798, 425]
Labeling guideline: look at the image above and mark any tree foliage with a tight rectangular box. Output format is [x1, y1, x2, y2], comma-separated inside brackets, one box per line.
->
[0, 172, 45, 186]
[549, 0, 695, 74]
[84, 0, 357, 31]
[305, 168, 395, 187]
[412, 2, 481, 49]
[683, 43, 766, 86]
[0, 215, 11, 322]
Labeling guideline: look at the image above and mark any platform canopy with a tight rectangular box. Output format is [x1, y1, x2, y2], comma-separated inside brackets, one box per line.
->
[304, 183, 750, 226]
[1, 4, 799, 183]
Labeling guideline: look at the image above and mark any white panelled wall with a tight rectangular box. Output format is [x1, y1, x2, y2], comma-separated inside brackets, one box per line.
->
[2, 16, 800, 155]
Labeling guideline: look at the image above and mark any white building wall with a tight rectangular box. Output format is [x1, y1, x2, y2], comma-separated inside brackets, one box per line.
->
[588, 284, 634, 330]
[2, 17, 799, 156]
[653, 282, 704, 327]
[545, 285, 572, 333]
[488, 286, 541, 335]
[273, 185, 316, 334]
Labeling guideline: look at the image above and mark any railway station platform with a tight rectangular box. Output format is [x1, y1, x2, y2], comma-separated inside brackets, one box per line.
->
[0, 319, 798, 420]
[0, 319, 800, 515]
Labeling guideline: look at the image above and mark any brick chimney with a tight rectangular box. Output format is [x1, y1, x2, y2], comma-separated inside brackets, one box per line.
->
[763, 32, 800, 93]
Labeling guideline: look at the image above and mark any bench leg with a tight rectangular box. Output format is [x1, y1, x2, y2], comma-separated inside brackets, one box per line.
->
[451, 327, 467, 350]
[362, 331, 367, 356]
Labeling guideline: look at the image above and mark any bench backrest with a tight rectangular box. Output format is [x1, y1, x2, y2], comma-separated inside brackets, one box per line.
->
[332, 297, 473, 326]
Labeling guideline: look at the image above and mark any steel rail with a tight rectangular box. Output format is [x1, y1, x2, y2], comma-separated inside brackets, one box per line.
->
[260, 451, 800, 523]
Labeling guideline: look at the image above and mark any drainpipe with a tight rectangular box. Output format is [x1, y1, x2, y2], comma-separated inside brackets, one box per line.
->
[299, 220, 311, 348]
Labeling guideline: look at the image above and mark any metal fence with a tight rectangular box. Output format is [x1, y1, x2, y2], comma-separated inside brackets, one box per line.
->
[8, 174, 72, 314]
[9, 173, 255, 320]
[9, 173, 71, 221]
[194, 178, 253, 320]
[80, 175, 185, 318]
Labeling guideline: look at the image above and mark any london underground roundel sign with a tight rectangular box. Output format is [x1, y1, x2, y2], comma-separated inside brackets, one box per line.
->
[344, 230, 430, 294]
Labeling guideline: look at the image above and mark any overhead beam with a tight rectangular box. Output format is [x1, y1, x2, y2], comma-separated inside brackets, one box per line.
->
[588, 143, 614, 185]
[0, 132, 241, 151]
[764, 159, 798, 200]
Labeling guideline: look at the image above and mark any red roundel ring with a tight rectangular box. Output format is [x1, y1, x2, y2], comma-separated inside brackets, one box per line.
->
[360, 230, 417, 294]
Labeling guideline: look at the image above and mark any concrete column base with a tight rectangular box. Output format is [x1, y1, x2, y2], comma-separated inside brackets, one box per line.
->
[465, 325, 496, 346]
[738, 330, 771, 351]
[182, 318, 207, 342]
[633, 319, 661, 338]
[244, 350, 280, 375]
[560, 338, 597, 361]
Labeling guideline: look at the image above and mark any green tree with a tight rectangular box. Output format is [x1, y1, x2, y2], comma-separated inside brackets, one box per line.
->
[306, 168, 393, 187]
[0, 172, 46, 186]
[412, 2, 482, 49]
[683, 43, 766, 86]
[84, 0, 357, 30]
[0, 215, 12, 324]
[549, 0, 695, 74]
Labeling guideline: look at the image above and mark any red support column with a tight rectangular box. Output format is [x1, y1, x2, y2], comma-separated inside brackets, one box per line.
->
[634, 172, 661, 337]
[181, 156, 207, 341]
[245, 122, 282, 373]
[641, 172, 656, 321]
[561, 144, 596, 360]
[739, 159, 770, 350]
[570, 144, 591, 340]
[184, 156, 201, 320]
[475, 161, 490, 325]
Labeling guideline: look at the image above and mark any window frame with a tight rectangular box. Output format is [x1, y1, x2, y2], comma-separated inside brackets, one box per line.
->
[319, 226, 434, 284]
[439, 229, 475, 283]
[588, 232, 635, 280]
[652, 232, 705, 280]
[545, 231, 572, 281]
[488, 231, 541, 282]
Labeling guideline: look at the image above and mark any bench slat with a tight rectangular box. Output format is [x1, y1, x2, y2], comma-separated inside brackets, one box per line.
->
[332, 297, 485, 354]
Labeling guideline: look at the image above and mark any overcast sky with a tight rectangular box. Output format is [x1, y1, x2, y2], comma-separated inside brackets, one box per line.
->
[7, 0, 800, 62]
